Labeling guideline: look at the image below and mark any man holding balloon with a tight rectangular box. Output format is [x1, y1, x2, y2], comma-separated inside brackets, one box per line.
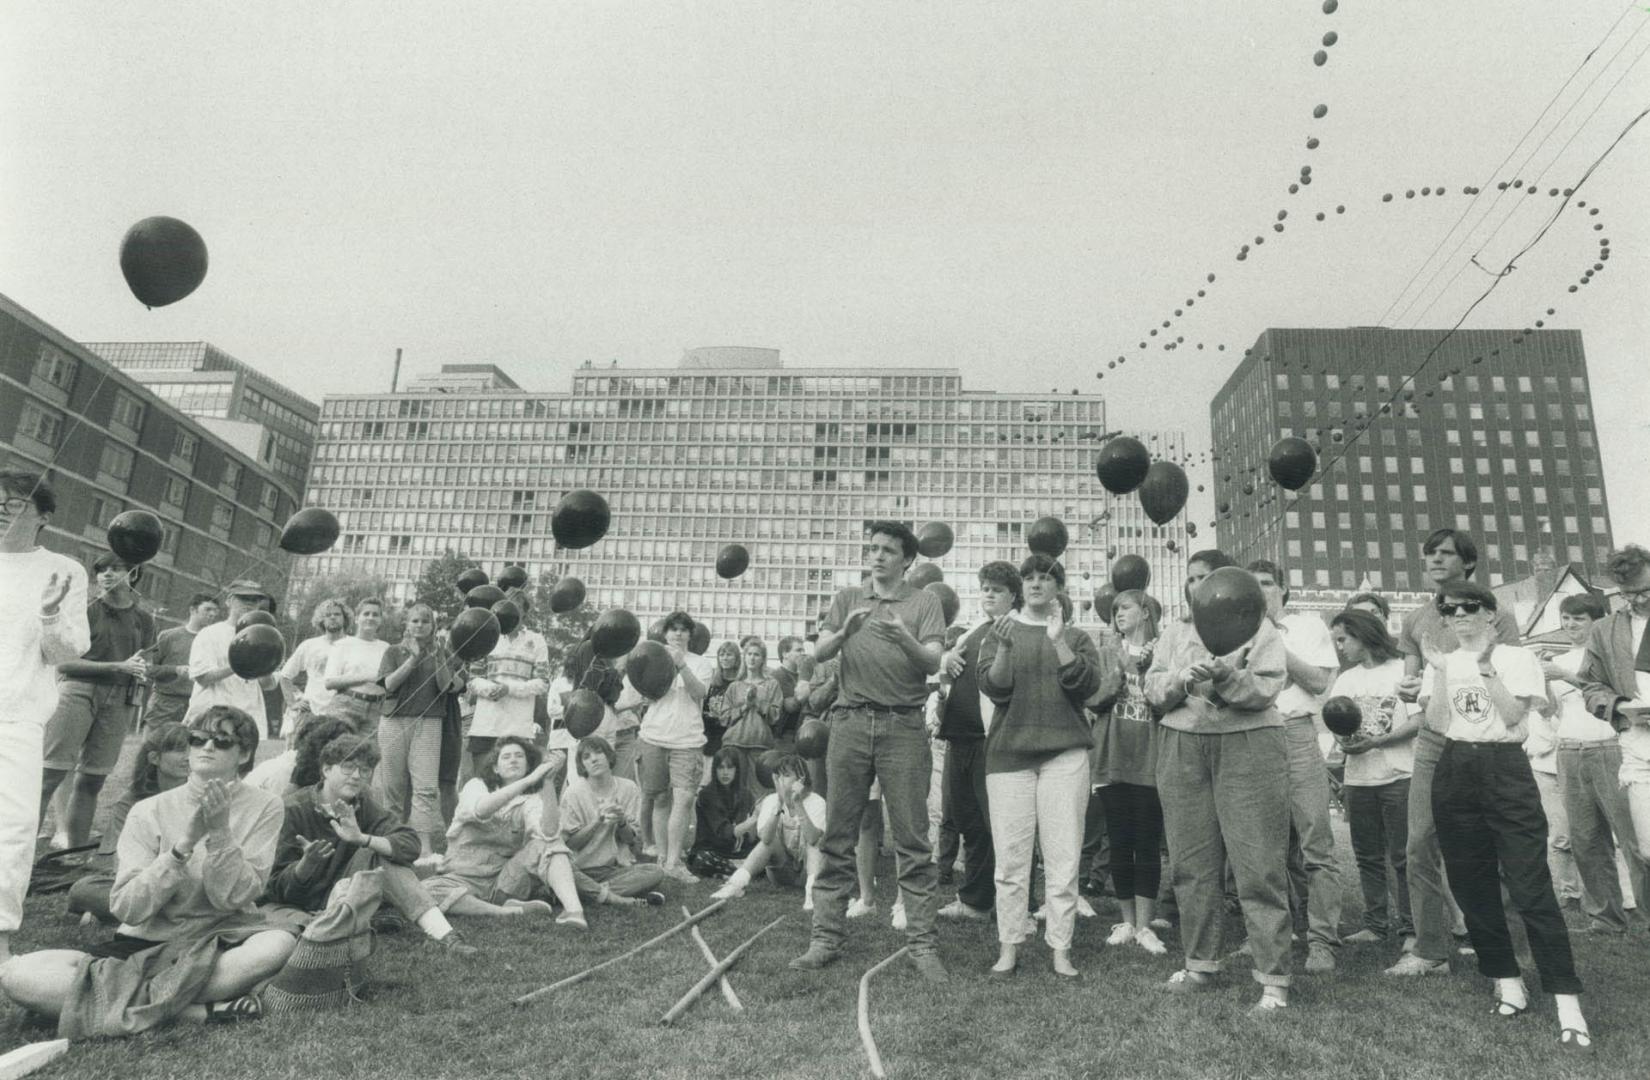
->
[185, 581, 279, 738]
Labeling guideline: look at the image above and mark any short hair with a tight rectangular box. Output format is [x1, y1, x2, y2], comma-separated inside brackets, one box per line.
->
[319, 733, 381, 771]
[355, 597, 384, 615]
[778, 635, 804, 658]
[662, 610, 695, 635]
[1019, 553, 1066, 589]
[188, 592, 219, 612]
[311, 598, 353, 633]
[1558, 592, 1607, 620]
[1245, 558, 1286, 601]
[1187, 549, 1234, 573]
[1345, 592, 1391, 620]
[188, 705, 260, 776]
[290, 716, 355, 788]
[128, 722, 191, 801]
[1423, 528, 1479, 578]
[574, 735, 617, 777]
[481, 735, 546, 793]
[0, 470, 55, 515]
[1605, 545, 1650, 586]
[866, 520, 918, 566]
[1112, 589, 1161, 641]
[978, 561, 1024, 608]
[92, 551, 142, 586]
[1435, 579, 1497, 611]
[770, 753, 810, 790]
[1329, 609, 1401, 663]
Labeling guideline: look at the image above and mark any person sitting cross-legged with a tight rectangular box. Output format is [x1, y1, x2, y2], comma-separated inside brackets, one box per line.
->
[712, 753, 826, 910]
[561, 736, 666, 908]
[263, 733, 478, 956]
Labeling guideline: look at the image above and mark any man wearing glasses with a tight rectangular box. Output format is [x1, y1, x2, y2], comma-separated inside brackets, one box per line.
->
[186, 580, 279, 738]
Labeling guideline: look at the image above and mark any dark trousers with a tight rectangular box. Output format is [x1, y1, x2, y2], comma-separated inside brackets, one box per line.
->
[943, 738, 995, 911]
[1099, 782, 1164, 900]
[937, 761, 961, 877]
[1433, 741, 1582, 995]
[1082, 790, 1111, 889]
[1344, 779, 1412, 937]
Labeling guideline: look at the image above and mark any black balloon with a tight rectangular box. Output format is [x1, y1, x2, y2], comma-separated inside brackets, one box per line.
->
[236, 610, 276, 631]
[549, 576, 586, 614]
[449, 607, 501, 661]
[497, 564, 529, 591]
[120, 216, 208, 308]
[1190, 567, 1266, 657]
[754, 748, 788, 789]
[563, 689, 606, 739]
[551, 489, 610, 550]
[1111, 553, 1150, 592]
[716, 543, 750, 580]
[1027, 516, 1068, 558]
[590, 608, 641, 659]
[491, 600, 521, 636]
[1138, 462, 1189, 525]
[917, 522, 954, 559]
[1092, 584, 1117, 625]
[1268, 437, 1318, 490]
[797, 718, 830, 760]
[626, 640, 677, 699]
[456, 568, 489, 595]
[466, 584, 505, 609]
[907, 562, 944, 589]
[278, 508, 340, 556]
[925, 581, 960, 625]
[106, 510, 163, 565]
[1322, 696, 1363, 738]
[228, 624, 286, 679]
[1095, 436, 1151, 494]
[688, 621, 711, 655]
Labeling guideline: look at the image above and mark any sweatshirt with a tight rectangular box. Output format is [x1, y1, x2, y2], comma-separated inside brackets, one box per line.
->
[1144, 617, 1288, 735]
[0, 547, 90, 728]
[977, 613, 1103, 773]
[265, 784, 421, 911]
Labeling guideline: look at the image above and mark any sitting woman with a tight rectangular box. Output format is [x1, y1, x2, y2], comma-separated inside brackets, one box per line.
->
[264, 733, 477, 956]
[712, 754, 825, 910]
[561, 736, 666, 908]
[67, 722, 192, 925]
[0, 706, 297, 1034]
[421, 736, 586, 928]
[689, 748, 756, 878]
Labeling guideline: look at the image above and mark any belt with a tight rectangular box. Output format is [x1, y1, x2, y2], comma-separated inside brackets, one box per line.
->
[841, 703, 923, 716]
[340, 689, 385, 704]
[1556, 737, 1616, 750]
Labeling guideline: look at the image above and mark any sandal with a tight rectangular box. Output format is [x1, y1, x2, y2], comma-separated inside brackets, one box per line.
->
[1493, 998, 1528, 1019]
[205, 993, 264, 1024]
[1559, 1028, 1594, 1054]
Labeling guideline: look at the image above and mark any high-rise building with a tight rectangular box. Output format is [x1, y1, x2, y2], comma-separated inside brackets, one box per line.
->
[83, 340, 320, 492]
[296, 352, 1191, 641]
[1211, 327, 1612, 592]
[1, 294, 307, 620]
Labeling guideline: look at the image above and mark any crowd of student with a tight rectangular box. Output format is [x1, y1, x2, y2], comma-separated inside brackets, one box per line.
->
[3, 468, 1648, 1055]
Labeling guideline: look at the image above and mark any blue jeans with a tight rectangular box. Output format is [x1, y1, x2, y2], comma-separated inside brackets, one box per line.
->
[1558, 739, 1650, 932]
[1406, 728, 1453, 962]
[809, 706, 938, 955]
[1284, 714, 1344, 949]
[1344, 779, 1412, 937]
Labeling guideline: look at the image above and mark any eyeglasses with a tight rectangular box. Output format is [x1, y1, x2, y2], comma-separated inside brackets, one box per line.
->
[1, 497, 34, 515]
[187, 731, 240, 750]
[333, 761, 372, 777]
[1436, 601, 1486, 618]
[231, 594, 264, 604]
[1619, 584, 1650, 600]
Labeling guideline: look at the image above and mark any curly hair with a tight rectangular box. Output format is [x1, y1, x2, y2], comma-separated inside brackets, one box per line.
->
[1605, 545, 1650, 587]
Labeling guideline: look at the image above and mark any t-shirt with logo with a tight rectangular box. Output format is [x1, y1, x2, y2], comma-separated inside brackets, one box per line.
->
[1423, 645, 1545, 744]
[1328, 659, 1418, 786]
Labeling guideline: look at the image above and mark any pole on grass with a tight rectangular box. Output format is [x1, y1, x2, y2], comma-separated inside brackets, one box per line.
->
[682, 905, 744, 1013]
[858, 946, 909, 1080]
[659, 914, 787, 1026]
[511, 899, 727, 1007]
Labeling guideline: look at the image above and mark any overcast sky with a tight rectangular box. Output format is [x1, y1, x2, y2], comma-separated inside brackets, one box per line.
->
[4, 1, 1647, 546]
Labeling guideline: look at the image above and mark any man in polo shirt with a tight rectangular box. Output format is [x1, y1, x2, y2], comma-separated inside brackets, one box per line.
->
[186, 579, 279, 738]
[791, 521, 947, 980]
[40, 553, 156, 851]
[141, 593, 219, 730]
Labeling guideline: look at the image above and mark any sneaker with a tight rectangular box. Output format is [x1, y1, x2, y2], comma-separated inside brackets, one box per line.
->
[643, 891, 666, 907]
[909, 952, 948, 983]
[938, 899, 991, 920]
[1164, 969, 1216, 995]
[1304, 944, 1336, 974]
[1077, 896, 1097, 919]
[1454, 933, 1476, 957]
[1249, 993, 1289, 1015]
[1134, 926, 1168, 956]
[435, 931, 480, 957]
[1383, 954, 1449, 977]
[1106, 922, 1136, 946]
[846, 898, 876, 919]
[662, 863, 700, 884]
[891, 900, 908, 931]
[555, 910, 589, 931]
[205, 993, 265, 1024]
[1344, 929, 1383, 945]
[710, 881, 747, 901]
[503, 899, 555, 917]
[789, 945, 840, 971]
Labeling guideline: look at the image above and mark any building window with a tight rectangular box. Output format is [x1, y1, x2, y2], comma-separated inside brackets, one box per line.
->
[32, 343, 78, 396]
[17, 401, 64, 449]
[164, 475, 188, 507]
[223, 460, 243, 492]
[260, 483, 279, 513]
[174, 430, 199, 463]
[98, 443, 134, 483]
[211, 502, 235, 534]
[110, 390, 146, 436]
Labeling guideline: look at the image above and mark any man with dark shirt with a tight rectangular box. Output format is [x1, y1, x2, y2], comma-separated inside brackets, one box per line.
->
[141, 593, 220, 730]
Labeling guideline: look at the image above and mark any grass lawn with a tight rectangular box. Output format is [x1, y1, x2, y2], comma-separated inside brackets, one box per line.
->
[5, 742, 1647, 1078]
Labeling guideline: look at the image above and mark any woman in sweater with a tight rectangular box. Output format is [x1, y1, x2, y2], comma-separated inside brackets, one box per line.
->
[701, 640, 745, 767]
[977, 554, 1104, 979]
[716, 637, 783, 807]
[689, 748, 755, 878]
[377, 604, 466, 864]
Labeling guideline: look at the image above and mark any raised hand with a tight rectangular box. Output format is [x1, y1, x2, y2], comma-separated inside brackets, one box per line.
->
[327, 802, 368, 845]
[40, 572, 72, 617]
[840, 607, 873, 637]
[198, 779, 233, 835]
[990, 614, 1017, 644]
[294, 834, 336, 876]
[1046, 606, 1065, 642]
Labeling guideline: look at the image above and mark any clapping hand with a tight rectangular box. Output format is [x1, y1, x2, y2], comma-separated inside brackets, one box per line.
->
[1046, 605, 1066, 642]
[327, 802, 368, 846]
[989, 614, 1017, 644]
[40, 572, 71, 617]
[841, 607, 874, 638]
[294, 834, 336, 876]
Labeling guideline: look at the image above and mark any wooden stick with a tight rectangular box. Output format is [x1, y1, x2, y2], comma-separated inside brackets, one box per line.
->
[659, 914, 787, 1026]
[682, 905, 744, 1013]
[512, 899, 727, 1007]
[0, 1040, 69, 1080]
[858, 946, 909, 1080]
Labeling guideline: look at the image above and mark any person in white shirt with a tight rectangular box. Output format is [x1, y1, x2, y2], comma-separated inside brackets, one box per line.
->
[185, 580, 278, 738]
[1421, 581, 1591, 1051]
[320, 598, 390, 736]
[466, 603, 549, 762]
[712, 754, 825, 910]
[279, 598, 350, 737]
[1248, 560, 1344, 973]
[1541, 591, 1647, 933]
[636, 612, 711, 884]
[0, 472, 91, 963]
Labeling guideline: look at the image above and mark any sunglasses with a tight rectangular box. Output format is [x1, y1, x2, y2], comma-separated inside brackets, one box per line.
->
[1435, 601, 1486, 617]
[187, 730, 241, 750]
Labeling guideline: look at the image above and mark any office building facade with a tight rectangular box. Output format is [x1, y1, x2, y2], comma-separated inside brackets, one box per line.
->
[296, 353, 1190, 642]
[1212, 327, 1612, 591]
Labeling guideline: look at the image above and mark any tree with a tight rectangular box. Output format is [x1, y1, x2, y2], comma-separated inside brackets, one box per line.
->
[411, 550, 484, 627]
[284, 570, 402, 646]
[523, 569, 596, 675]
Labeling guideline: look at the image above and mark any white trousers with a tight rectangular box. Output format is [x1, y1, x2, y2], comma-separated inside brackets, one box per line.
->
[986, 746, 1089, 950]
[0, 721, 45, 933]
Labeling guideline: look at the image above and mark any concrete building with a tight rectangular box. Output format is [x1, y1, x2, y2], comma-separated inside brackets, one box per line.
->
[295, 351, 1191, 642]
[1212, 327, 1612, 591]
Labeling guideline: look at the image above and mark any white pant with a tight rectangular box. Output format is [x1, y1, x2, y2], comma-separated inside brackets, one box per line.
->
[0, 722, 45, 933]
[986, 746, 1089, 950]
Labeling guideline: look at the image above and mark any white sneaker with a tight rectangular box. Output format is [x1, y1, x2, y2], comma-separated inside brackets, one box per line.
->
[710, 881, 746, 901]
[1106, 922, 1136, 946]
[1077, 896, 1097, 919]
[1383, 954, 1449, 977]
[937, 899, 991, 920]
[891, 900, 908, 931]
[1134, 926, 1168, 955]
[846, 898, 876, 919]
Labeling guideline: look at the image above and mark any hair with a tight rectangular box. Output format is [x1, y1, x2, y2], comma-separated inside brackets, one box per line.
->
[1187, 549, 1234, 573]
[574, 734, 617, 777]
[714, 639, 742, 674]
[1329, 609, 1401, 663]
[311, 597, 353, 633]
[480, 735, 546, 793]
[711, 747, 744, 785]
[1605, 545, 1650, 586]
[188, 592, 219, 612]
[770, 753, 810, 790]
[290, 716, 356, 789]
[0, 470, 54, 515]
[739, 635, 768, 668]
[1345, 591, 1391, 620]
[1245, 558, 1287, 602]
[404, 602, 436, 632]
[1112, 589, 1161, 642]
[1435, 579, 1498, 611]
[777, 635, 803, 660]
[126, 722, 191, 802]
[355, 597, 384, 616]
[1018, 553, 1067, 590]
[1558, 592, 1607, 620]
[319, 732, 381, 771]
[92, 551, 143, 587]
[977, 560, 1024, 609]
[866, 520, 919, 567]
[662, 610, 695, 635]
[1422, 528, 1479, 578]
[188, 705, 260, 776]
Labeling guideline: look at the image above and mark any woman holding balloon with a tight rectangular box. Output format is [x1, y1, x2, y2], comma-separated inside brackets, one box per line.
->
[378, 604, 466, 865]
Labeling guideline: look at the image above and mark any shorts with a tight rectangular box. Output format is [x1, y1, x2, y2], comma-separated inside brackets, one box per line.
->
[638, 741, 703, 796]
[142, 693, 190, 730]
[43, 682, 137, 775]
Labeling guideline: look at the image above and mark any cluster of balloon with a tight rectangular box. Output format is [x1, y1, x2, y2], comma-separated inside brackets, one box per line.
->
[1110, 553, 1150, 592]
[456, 567, 489, 595]
[626, 640, 677, 699]
[106, 510, 164, 564]
[1267, 437, 1318, 490]
[907, 562, 944, 589]
[449, 607, 501, 661]
[466, 584, 505, 609]
[496, 564, 529, 591]
[1095, 436, 1150, 495]
[492, 600, 521, 636]
[1322, 696, 1363, 738]
[716, 543, 750, 580]
[916, 522, 954, 559]
[590, 608, 642, 659]
[1190, 567, 1266, 657]
[1091, 584, 1117, 625]
[549, 576, 586, 614]
[229, 623, 286, 679]
[236, 610, 276, 632]
[1138, 462, 1189, 525]
[1026, 516, 1068, 558]
[551, 489, 610, 550]
[279, 508, 340, 556]
[925, 581, 960, 625]
[120, 216, 208, 309]
[563, 689, 606, 738]
[797, 718, 830, 760]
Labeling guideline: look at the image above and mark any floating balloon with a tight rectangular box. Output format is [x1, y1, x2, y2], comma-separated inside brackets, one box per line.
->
[590, 608, 641, 659]
[549, 576, 586, 614]
[917, 522, 954, 559]
[1092, 584, 1117, 625]
[1313, 103, 1328, 119]
[716, 543, 750, 580]
[119, 216, 208, 308]
[236, 610, 276, 631]
[1026, 516, 1069, 558]
[1322, 696, 1362, 738]
[496, 564, 529, 591]
[907, 562, 944, 589]
[625, 640, 677, 699]
[1190, 567, 1265, 657]
[925, 582, 960, 625]
[106, 510, 163, 565]
[688, 620, 711, 655]
[1138, 462, 1189, 526]
[1111, 554, 1150, 592]
[449, 607, 501, 661]
[797, 718, 830, 760]
[491, 600, 521, 636]
[563, 689, 606, 739]
[1313, 50, 1327, 66]
[278, 508, 340, 556]
[228, 624, 286, 679]
[1095, 436, 1151, 494]
[466, 584, 505, 609]
[456, 568, 489, 595]
[551, 489, 610, 550]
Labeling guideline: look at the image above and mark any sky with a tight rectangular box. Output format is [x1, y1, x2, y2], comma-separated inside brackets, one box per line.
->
[3, 1, 1647, 546]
